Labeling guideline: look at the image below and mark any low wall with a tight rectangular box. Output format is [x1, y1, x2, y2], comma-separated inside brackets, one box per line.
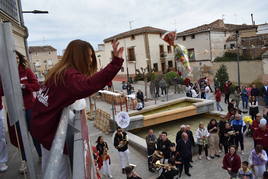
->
[212, 60, 264, 84]
[127, 110, 225, 157]
[125, 97, 215, 130]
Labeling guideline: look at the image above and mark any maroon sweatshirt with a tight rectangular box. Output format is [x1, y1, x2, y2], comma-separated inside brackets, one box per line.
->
[0, 65, 39, 110]
[18, 65, 40, 109]
[30, 57, 124, 150]
[222, 152, 241, 173]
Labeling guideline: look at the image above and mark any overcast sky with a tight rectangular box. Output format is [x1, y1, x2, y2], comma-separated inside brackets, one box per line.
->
[22, 0, 268, 55]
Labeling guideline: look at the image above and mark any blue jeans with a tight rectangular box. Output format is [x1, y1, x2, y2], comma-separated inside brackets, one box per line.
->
[241, 96, 248, 109]
[216, 102, 223, 111]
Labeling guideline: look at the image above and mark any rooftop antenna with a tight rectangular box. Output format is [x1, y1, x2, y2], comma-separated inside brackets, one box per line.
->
[234, 13, 237, 24]
[251, 13, 255, 25]
[42, 36, 46, 45]
[173, 19, 177, 31]
[129, 20, 134, 30]
[222, 14, 225, 22]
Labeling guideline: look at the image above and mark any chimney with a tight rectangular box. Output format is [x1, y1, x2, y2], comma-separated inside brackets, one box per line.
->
[251, 14, 255, 25]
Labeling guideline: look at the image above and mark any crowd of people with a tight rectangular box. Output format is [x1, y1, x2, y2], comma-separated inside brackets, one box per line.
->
[1, 37, 268, 179]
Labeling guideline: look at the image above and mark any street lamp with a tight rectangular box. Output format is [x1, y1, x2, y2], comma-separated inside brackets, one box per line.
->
[22, 10, 49, 14]
[236, 30, 241, 87]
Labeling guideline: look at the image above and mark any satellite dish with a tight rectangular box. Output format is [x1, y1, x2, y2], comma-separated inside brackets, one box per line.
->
[115, 112, 130, 128]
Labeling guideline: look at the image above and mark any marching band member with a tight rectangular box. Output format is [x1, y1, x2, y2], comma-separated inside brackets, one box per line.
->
[114, 127, 130, 174]
[145, 129, 157, 172]
[125, 165, 142, 179]
[157, 132, 172, 164]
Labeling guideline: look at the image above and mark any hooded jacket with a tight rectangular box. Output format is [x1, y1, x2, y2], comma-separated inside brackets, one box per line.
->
[30, 57, 123, 151]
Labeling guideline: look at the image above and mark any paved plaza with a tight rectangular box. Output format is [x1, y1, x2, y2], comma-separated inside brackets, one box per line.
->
[0, 80, 264, 179]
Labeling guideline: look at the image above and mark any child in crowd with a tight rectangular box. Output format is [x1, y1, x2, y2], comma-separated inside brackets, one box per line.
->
[215, 87, 223, 111]
[238, 161, 253, 179]
[100, 148, 112, 178]
[249, 96, 259, 121]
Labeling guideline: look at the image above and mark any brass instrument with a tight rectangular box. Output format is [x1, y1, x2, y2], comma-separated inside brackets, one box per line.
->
[154, 160, 177, 171]
[118, 139, 127, 148]
[152, 150, 164, 160]
[227, 130, 235, 136]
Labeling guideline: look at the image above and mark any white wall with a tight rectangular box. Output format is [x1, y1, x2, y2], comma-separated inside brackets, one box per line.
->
[176, 32, 211, 61]
[98, 33, 176, 75]
[210, 31, 230, 60]
[30, 50, 58, 73]
[95, 50, 105, 70]
[148, 34, 174, 71]
[103, 34, 147, 75]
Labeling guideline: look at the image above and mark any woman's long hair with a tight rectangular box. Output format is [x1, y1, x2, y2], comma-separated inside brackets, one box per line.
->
[45, 40, 97, 85]
[16, 51, 27, 68]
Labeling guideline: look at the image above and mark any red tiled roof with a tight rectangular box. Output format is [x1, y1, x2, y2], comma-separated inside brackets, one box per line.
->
[176, 19, 257, 37]
[104, 26, 167, 43]
[29, 46, 57, 53]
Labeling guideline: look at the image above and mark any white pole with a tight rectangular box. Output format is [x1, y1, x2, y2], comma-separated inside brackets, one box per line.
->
[0, 22, 37, 179]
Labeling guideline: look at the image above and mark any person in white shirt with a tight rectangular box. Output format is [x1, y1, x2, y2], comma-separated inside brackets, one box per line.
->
[185, 84, 192, 97]
[195, 122, 211, 160]
[248, 145, 268, 178]
[191, 87, 199, 98]
[205, 84, 211, 100]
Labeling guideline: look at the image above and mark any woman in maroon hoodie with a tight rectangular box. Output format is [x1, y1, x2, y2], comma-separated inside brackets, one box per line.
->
[30, 39, 124, 178]
[222, 145, 241, 178]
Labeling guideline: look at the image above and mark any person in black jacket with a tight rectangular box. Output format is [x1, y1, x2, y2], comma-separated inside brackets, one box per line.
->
[136, 89, 144, 108]
[228, 99, 236, 113]
[222, 123, 235, 154]
[185, 125, 195, 147]
[157, 132, 172, 164]
[176, 132, 192, 177]
[145, 129, 157, 172]
[176, 125, 186, 145]
[96, 136, 109, 156]
[114, 127, 130, 174]
[126, 82, 132, 95]
[251, 84, 259, 98]
[169, 143, 182, 177]
[186, 125, 195, 164]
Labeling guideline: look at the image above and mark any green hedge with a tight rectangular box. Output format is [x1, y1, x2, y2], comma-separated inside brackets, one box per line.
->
[214, 52, 261, 62]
